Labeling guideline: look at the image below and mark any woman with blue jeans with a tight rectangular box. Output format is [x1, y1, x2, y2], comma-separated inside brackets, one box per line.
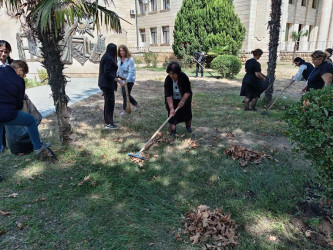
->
[117, 45, 139, 115]
[0, 60, 50, 155]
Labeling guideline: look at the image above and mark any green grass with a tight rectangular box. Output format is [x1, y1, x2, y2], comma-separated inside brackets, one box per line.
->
[0, 71, 324, 249]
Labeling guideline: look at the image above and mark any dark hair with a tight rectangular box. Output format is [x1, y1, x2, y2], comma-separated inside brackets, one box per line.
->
[325, 48, 332, 55]
[10, 60, 29, 74]
[105, 43, 117, 61]
[293, 57, 305, 64]
[166, 62, 181, 75]
[0, 40, 13, 63]
[117, 44, 131, 58]
[251, 49, 263, 57]
[311, 50, 327, 60]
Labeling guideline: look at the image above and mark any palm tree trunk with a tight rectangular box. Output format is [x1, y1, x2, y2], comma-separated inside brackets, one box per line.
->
[37, 30, 72, 144]
[264, 0, 282, 103]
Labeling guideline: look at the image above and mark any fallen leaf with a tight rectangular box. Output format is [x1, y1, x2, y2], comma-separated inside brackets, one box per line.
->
[83, 240, 88, 244]
[268, 235, 276, 241]
[0, 210, 10, 216]
[84, 176, 90, 182]
[17, 222, 24, 230]
[190, 233, 201, 244]
[29, 177, 35, 181]
[0, 229, 7, 235]
[8, 193, 19, 198]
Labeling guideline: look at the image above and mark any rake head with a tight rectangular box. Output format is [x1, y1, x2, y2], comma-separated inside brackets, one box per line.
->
[128, 152, 146, 160]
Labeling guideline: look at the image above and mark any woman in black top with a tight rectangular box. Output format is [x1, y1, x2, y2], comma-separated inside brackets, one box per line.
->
[306, 50, 333, 91]
[98, 43, 124, 130]
[240, 49, 267, 111]
[164, 62, 192, 136]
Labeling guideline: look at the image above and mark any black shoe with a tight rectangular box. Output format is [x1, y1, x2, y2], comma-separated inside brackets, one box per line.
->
[0, 175, 3, 182]
[186, 127, 192, 133]
[105, 124, 119, 130]
[170, 130, 176, 137]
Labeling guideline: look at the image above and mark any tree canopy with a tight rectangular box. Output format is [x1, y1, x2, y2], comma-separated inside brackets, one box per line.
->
[173, 0, 245, 57]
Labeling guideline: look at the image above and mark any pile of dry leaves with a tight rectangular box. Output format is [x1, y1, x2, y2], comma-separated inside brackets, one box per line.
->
[177, 205, 238, 249]
[224, 145, 272, 167]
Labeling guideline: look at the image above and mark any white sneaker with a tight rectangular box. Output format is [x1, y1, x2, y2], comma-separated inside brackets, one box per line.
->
[133, 103, 141, 110]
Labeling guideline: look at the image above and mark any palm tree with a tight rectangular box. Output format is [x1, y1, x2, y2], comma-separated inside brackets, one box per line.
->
[264, 0, 282, 103]
[0, 0, 121, 144]
[291, 30, 309, 60]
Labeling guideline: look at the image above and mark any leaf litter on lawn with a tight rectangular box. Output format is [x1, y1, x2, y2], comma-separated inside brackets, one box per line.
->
[224, 145, 273, 167]
[179, 205, 238, 249]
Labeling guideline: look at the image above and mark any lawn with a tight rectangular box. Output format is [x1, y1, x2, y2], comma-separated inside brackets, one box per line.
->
[0, 65, 330, 249]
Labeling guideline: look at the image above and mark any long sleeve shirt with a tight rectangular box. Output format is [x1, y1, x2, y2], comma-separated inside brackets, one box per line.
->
[292, 64, 308, 82]
[117, 57, 136, 83]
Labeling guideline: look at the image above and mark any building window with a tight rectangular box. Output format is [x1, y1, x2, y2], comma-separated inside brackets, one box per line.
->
[150, 0, 157, 12]
[312, 0, 318, 8]
[150, 28, 157, 44]
[139, 29, 146, 43]
[162, 26, 170, 44]
[301, 0, 306, 6]
[289, 0, 294, 4]
[285, 23, 291, 41]
[308, 25, 313, 41]
[139, 0, 146, 14]
[162, 0, 170, 9]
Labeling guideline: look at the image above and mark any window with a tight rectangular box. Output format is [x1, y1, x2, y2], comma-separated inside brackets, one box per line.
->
[312, 0, 318, 8]
[308, 25, 313, 41]
[150, 0, 157, 12]
[150, 28, 157, 44]
[139, 0, 146, 14]
[289, 0, 294, 4]
[285, 23, 291, 41]
[139, 29, 146, 43]
[162, 26, 170, 44]
[162, 0, 170, 9]
[301, 0, 306, 6]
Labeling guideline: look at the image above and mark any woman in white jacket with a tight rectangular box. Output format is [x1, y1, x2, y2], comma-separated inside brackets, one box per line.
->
[117, 45, 140, 115]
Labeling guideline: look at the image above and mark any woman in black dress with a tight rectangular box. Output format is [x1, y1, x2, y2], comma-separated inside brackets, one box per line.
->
[240, 49, 267, 111]
[164, 62, 192, 136]
[306, 50, 333, 91]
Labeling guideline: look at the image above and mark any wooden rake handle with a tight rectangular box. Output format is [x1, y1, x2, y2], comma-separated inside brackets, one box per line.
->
[139, 106, 180, 153]
[266, 84, 290, 111]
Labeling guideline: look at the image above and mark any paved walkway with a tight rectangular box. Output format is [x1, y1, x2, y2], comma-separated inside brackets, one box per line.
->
[25, 78, 100, 117]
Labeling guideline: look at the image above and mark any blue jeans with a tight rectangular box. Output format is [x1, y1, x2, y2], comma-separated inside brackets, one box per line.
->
[0, 111, 43, 150]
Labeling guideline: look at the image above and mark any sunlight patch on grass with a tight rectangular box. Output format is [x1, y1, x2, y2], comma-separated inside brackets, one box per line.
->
[15, 163, 45, 178]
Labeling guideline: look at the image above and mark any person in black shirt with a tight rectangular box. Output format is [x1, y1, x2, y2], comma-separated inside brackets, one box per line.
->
[164, 62, 193, 136]
[306, 50, 333, 91]
[288, 57, 314, 92]
[240, 49, 267, 111]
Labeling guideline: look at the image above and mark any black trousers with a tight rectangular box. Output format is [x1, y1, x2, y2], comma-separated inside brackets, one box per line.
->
[195, 63, 203, 77]
[121, 82, 138, 110]
[101, 88, 115, 125]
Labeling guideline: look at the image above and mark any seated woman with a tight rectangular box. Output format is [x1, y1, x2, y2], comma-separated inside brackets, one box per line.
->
[306, 50, 333, 91]
[0, 60, 51, 155]
[164, 62, 193, 136]
[240, 49, 267, 111]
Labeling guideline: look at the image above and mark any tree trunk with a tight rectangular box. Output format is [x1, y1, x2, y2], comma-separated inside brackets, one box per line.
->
[37, 30, 72, 145]
[264, 0, 282, 103]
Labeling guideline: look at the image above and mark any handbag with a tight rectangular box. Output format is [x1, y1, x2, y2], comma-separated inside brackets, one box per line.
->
[22, 98, 42, 125]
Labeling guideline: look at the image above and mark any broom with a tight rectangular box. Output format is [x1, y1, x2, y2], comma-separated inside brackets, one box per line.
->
[124, 80, 131, 114]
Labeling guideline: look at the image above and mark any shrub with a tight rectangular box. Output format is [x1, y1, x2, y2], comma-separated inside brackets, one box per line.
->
[37, 68, 48, 84]
[162, 56, 169, 68]
[133, 55, 142, 65]
[173, 0, 245, 57]
[211, 55, 242, 78]
[143, 51, 158, 67]
[285, 86, 333, 197]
